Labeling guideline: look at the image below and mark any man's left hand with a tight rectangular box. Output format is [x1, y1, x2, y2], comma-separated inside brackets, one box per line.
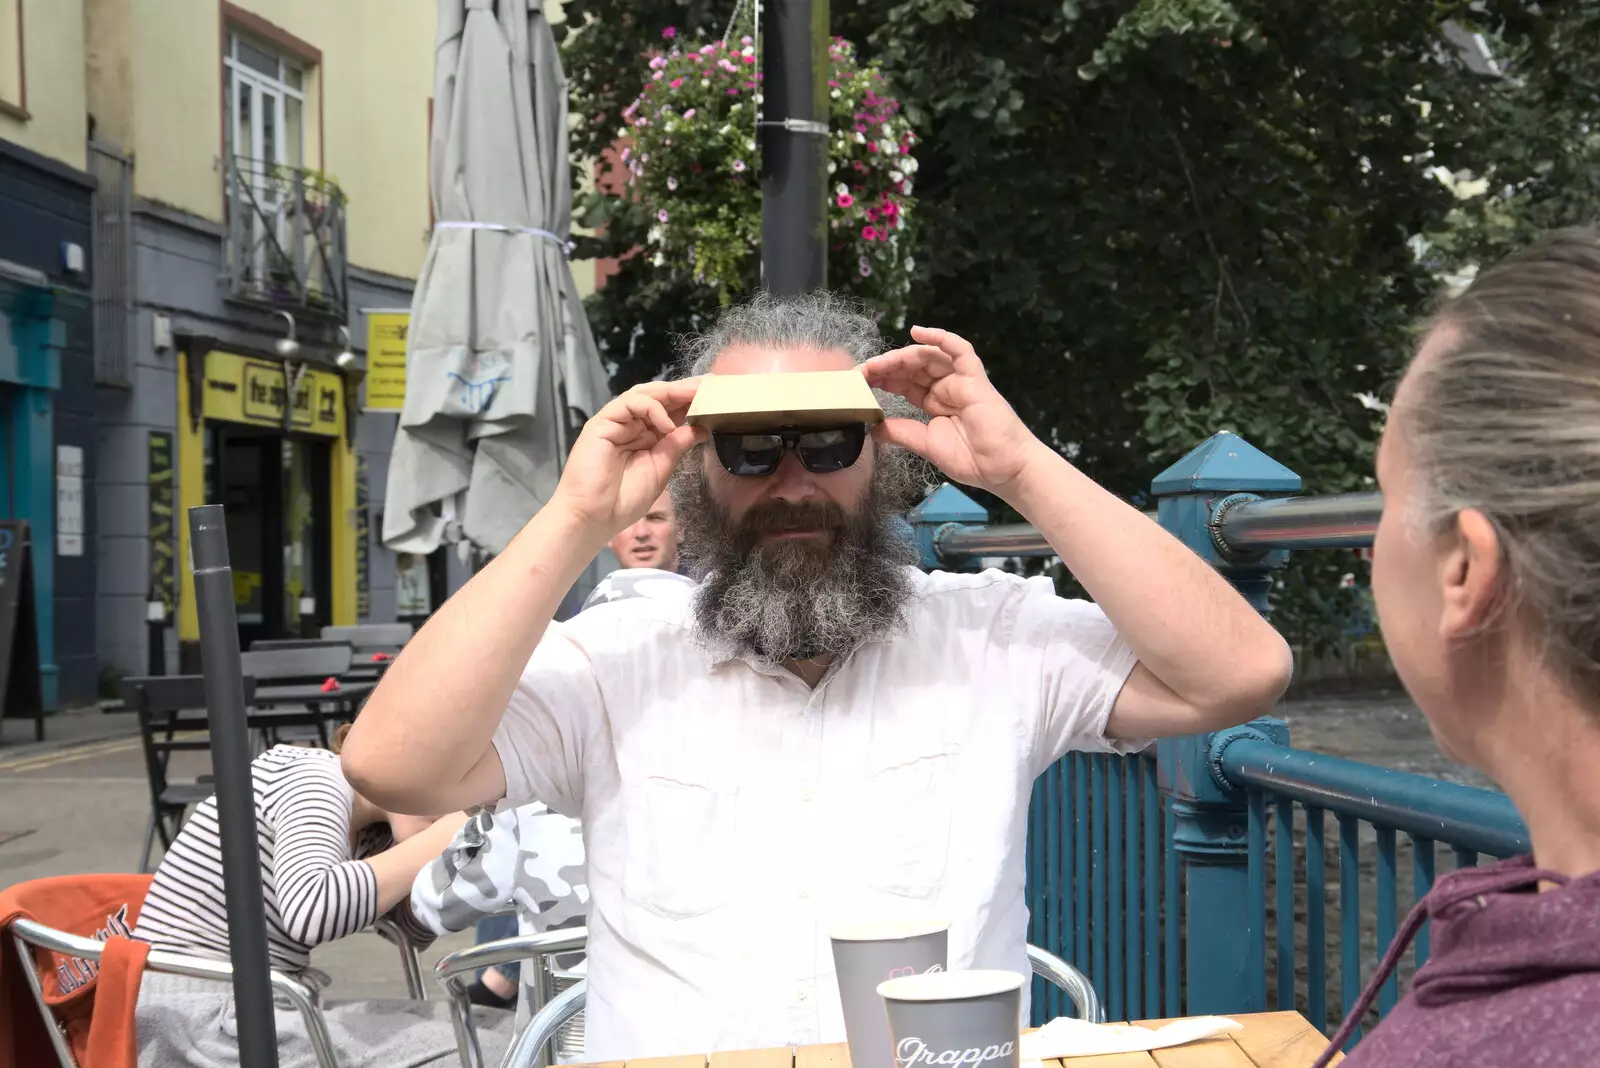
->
[864, 326, 1046, 497]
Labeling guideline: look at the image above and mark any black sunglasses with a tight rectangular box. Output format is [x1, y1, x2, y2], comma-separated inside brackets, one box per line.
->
[711, 424, 869, 477]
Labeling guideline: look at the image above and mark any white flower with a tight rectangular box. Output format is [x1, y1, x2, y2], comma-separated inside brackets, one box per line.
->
[742, 46, 754, 57]
[836, 183, 849, 196]
[905, 256, 916, 271]
[903, 181, 913, 194]
[880, 140, 897, 155]
[754, 93, 763, 105]
[648, 225, 664, 243]
[831, 88, 842, 99]
[720, 124, 733, 135]
[667, 176, 679, 190]
[652, 252, 664, 267]
[855, 131, 866, 144]
[701, 79, 711, 88]
[902, 158, 919, 174]
[828, 162, 837, 174]
[890, 170, 904, 182]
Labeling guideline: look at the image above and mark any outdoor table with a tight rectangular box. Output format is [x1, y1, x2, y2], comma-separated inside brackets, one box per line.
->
[253, 680, 376, 720]
[572, 1013, 1338, 1068]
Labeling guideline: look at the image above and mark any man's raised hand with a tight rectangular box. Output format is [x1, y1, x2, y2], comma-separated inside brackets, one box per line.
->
[551, 379, 705, 539]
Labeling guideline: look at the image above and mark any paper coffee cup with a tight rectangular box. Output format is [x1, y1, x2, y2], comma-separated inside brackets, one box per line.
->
[829, 918, 949, 1068]
[878, 970, 1025, 1068]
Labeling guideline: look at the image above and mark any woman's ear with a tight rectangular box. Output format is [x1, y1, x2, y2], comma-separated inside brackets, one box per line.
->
[1439, 507, 1504, 641]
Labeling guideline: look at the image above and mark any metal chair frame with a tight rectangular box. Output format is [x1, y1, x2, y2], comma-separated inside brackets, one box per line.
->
[10, 917, 341, 1068]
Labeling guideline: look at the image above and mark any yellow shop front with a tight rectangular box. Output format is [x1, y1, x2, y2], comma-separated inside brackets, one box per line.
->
[176, 346, 358, 664]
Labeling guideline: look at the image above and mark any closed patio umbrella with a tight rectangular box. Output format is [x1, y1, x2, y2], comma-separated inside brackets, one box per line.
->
[383, 0, 611, 558]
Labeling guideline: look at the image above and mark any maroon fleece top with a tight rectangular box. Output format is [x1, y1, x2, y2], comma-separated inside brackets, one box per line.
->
[1312, 854, 1600, 1068]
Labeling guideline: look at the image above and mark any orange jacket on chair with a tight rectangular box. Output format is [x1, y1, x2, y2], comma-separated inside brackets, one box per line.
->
[0, 873, 153, 1068]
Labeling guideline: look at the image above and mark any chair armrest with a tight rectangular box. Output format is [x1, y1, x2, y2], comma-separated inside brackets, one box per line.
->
[10, 918, 343, 1068]
[433, 926, 588, 984]
[1026, 943, 1105, 1023]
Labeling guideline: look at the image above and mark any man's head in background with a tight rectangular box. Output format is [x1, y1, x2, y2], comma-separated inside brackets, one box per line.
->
[608, 489, 681, 572]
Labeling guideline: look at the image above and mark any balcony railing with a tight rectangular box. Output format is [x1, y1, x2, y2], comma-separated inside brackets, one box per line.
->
[224, 156, 348, 319]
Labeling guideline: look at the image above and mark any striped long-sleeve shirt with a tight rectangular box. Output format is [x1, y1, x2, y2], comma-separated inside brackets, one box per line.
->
[133, 745, 435, 975]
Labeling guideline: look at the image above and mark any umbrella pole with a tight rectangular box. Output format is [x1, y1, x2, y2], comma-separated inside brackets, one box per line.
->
[760, 0, 829, 292]
[188, 504, 282, 1068]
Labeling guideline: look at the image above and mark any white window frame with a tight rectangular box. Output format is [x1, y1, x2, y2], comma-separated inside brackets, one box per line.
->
[223, 30, 305, 168]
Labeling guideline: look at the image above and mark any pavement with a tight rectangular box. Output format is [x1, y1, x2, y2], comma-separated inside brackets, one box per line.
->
[0, 682, 1488, 1001]
[0, 702, 474, 1000]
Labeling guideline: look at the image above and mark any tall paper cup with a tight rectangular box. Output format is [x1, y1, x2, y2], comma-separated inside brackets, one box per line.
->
[878, 970, 1025, 1068]
[829, 919, 949, 1068]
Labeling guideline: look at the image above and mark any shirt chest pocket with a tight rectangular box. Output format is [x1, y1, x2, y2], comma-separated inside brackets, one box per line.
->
[858, 745, 960, 899]
[622, 776, 738, 920]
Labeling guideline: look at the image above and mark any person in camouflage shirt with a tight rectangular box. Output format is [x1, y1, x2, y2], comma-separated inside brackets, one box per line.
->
[409, 567, 697, 1026]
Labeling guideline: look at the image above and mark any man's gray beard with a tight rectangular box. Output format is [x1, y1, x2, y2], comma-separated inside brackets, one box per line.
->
[672, 461, 921, 667]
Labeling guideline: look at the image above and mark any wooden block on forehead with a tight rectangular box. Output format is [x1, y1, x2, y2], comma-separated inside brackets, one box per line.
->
[794, 1041, 853, 1068]
[1225, 1013, 1342, 1068]
[711, 1048, 798, 1068]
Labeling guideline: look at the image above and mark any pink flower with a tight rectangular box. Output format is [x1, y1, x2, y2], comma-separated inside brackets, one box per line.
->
[683, 108, 696, 119]
[700, 43, 717, 55]
[837, 193, 854, 208]
[732, 159, 747, 172]
[726, 87, 739, 95]
[881, 200, 899, 217]
[853, 161, 866, 173]
[866, 207, 880, 221]
[652, 71, 664, 81]
[867, 142, 877, 153]
[670, 78, 684, 88]
[862, 225, 878, 240]
[854, 124, 866, 133]
[742, 54, 755, 64]
[658, 209, 670, 222]
[662, 26, 677, 38]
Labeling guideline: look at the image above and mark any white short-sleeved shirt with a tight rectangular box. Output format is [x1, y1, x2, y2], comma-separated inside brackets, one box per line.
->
[493, 567, 1140, 1061]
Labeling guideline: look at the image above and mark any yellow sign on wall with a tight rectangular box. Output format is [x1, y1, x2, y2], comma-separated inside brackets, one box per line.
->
[366, 312, 409, 411]
[204, 350, 347, 439]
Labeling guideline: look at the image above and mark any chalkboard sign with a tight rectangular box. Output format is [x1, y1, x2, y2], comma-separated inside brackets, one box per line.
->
[0, 521, 44, 740]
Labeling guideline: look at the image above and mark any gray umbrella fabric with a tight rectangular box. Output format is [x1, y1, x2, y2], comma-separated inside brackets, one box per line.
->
[383, 0, 610, 557]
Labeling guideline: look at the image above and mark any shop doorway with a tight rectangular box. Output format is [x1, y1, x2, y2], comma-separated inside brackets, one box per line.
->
[204, 424, 332, 647]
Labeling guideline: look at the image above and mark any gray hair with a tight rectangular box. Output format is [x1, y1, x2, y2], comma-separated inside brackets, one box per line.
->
[1406, 225, 1600, 694]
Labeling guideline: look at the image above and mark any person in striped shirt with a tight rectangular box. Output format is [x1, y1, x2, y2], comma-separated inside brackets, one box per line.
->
[132, 733, 515, 1068]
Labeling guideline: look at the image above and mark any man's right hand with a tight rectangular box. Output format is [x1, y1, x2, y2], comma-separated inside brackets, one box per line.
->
[550, 379, 705, 541]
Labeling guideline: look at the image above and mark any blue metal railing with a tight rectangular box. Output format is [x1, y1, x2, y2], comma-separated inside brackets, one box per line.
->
[913, 431, 1533, 1039]
[1026, 752, 1176, 1025]
[1221, 738, 1526, 1041]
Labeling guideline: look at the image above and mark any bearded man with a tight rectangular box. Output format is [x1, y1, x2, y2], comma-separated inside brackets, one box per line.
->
[344, 292, 1292, 1060]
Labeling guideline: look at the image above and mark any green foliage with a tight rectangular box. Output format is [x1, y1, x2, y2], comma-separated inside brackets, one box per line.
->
[558, 0, 1600, 652]
[619, 29, 918, 320]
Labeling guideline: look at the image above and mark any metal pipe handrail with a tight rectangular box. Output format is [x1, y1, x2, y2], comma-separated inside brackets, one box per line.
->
[933, 491, 1383, 562]
[1216, 738, 1528, 857]
[1214, 492, 1381, 553]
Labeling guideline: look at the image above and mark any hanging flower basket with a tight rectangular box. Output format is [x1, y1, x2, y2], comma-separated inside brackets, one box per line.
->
[622, 28, 918, 326]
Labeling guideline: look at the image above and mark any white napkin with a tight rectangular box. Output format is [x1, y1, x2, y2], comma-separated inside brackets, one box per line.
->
[1019, 1015, 1242, 1062]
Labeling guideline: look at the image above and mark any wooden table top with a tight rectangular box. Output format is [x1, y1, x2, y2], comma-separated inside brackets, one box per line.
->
[573, 1013, 1339, 1068]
